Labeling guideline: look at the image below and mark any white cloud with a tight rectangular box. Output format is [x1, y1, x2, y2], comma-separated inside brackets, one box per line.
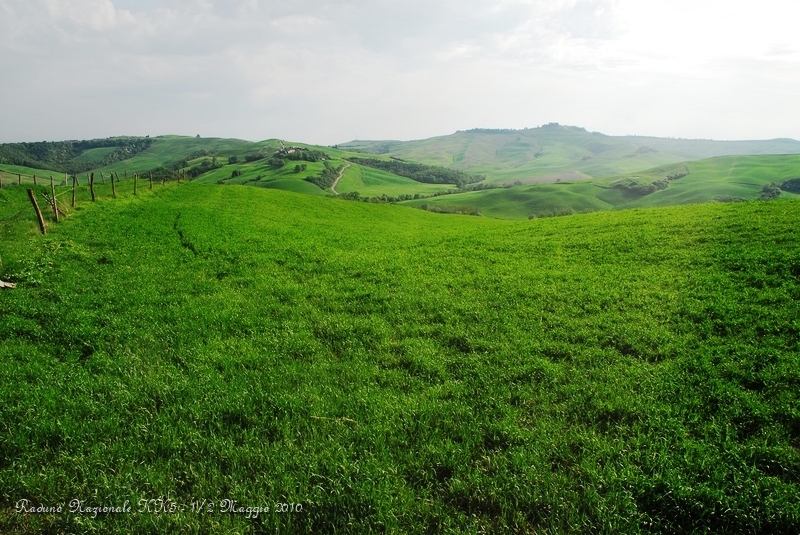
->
[45, 0, 133, 31]
[1, 0, 799, 143]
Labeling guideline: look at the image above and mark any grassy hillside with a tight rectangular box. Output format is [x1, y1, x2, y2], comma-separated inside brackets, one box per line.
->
[0, 137, 154, 175]
[1, 181, 800, 533]
[90, 135, 263, 175]
[335, 163, 454, 197]
[341, 125, 800, 184]
[616, 154, 800, 208]
[410, 155, 800, 219]
[412, 182, 614, 219]
[0, 165, 72, 187]
[69, 137, 437, 198]
[8, 130, 800, 207]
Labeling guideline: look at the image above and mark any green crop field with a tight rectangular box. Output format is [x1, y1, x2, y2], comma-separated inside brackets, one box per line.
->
[7, 130, 800, 211]
[335, 164, 451, 197]
[1, 179, 799, 533]
[89, 136, 266, 176]
[343, 125, 800, 184]
[616, 155, 800, 208]
[0, 165, 70, 187]
[409, 155, 800, 219]
[69, 147, 117, 163]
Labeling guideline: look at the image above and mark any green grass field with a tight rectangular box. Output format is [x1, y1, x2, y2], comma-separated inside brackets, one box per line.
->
[409, 155, 800, 219]
[69, 147, 117, 163]
[335, 164, 451, 197]
[345, 125, 800, 184]
[8, 132, 800, 212]
[89, 136, 267, 176]
[0, 165, 71, 187]
[615, 155, 800, 208]
[1, 180, 799, 533]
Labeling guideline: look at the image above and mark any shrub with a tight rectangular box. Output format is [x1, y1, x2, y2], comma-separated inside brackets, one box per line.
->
[759, 183, 781, 200]
[780, 177, 800, 193]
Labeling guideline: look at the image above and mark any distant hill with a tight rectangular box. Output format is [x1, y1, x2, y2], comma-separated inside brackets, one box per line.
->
[339, 124, 800, 184]
[406, 154, 800, 219]
[0, 137, 154, 175]
[0, 135, 262, 177]
[5, 127, 800, 217]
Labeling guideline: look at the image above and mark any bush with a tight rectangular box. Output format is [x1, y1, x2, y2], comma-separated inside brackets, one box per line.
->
[305, 162, 342, 189]
[279, 148, 328, 162]
[759, 183, 781, 200]
[348, 157, 484, 186]
[186, 157, 222, 179]
[613, 180, 658, 196]
[780, 177, 800, 193]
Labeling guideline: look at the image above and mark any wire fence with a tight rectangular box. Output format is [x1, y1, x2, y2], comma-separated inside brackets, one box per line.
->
[0, 168, 169, 187]
[0, 167, 173, 233]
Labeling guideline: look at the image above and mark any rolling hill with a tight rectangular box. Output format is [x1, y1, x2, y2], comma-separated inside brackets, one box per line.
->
[4, 127, 800, 221]
[339, 124, 800, 184]
[408, 155, 800, 219]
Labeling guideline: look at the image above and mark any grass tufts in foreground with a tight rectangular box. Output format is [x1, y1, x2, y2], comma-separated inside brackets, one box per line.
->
[1, 182, 799, 533]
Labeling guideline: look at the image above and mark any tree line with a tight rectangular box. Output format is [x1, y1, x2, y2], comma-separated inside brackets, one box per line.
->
[0, 137, 153, 174]
[348, 158, 484, 187]
[305, 161, 343, 189]
[612, 171, 688, 197]
[279, 148, 328, 162]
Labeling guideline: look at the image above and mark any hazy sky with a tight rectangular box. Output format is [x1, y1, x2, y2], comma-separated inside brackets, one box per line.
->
[2, 0, 799, 144]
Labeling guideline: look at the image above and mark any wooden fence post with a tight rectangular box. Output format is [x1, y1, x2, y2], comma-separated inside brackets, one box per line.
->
[18, 174, 21, 185]
[111, 171, 117, 198]
[33, 175, 37, 186]
[134, 173, 138, 195]
[49, 176, 59, 223]
[90, 173, 96, 201]
[124, 170, 128, 181]
[72, 175, 77, 208]
[64, 172, 68, 186]
[0, 173, 3, 189]
[100, 172, 106, 185]
[27, 189, 46, 235]
[149, 171, 153, 190]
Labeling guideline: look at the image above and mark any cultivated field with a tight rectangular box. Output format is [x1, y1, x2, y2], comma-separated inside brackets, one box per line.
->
[409, 155, 800, 219]
[1, 180, 799, 533]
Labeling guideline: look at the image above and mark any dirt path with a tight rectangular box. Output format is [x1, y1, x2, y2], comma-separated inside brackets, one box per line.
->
[330, 163, 351, 195]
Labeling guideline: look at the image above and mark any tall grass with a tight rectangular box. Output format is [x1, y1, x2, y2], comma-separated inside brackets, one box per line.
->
[1, 182, 799, 533]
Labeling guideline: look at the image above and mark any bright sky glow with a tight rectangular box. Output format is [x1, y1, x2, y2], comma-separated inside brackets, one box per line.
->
[1, 0, 799, 144]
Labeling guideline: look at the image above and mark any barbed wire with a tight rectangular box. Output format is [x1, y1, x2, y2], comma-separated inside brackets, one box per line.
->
[0, 172, 164, 224]
[0, 168, 150, 190]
